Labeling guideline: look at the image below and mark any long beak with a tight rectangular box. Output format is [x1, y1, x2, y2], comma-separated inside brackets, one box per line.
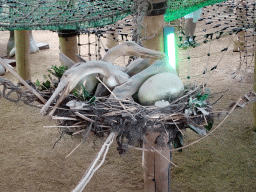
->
[135, 46, 166, 60]
[48, 85, 71, 116]
[40, 79, 70, 115]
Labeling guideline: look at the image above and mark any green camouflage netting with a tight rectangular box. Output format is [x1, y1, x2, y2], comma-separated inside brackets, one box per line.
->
[0, 0, 225, 31]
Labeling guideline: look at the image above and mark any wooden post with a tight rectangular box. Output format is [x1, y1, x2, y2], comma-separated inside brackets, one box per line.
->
[14, 30, 31, 80]
[142, 1, 171, 191]
[106, 25, 119, 49]
[253, 43, 256, 132]
[142, 14, 164, 54]
[59, 30, 79, 63]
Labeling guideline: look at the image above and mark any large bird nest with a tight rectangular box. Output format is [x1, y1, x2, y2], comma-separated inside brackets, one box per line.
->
[55, 86, 216, 153]
[0, 76, 216, 153]
[1, 75, 255, 154]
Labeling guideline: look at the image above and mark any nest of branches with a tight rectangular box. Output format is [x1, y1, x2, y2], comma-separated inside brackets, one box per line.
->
[45, 85, 214, 154]
[0, 76, 215, 153]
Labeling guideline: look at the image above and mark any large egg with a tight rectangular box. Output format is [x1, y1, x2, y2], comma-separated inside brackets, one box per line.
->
[138, 72, 184, 105]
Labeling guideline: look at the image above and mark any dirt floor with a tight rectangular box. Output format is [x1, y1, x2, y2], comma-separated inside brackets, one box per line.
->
[0, 13, 256, 192]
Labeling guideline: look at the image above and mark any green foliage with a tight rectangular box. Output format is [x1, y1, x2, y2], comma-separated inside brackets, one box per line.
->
[42, 80, 51, 89]
[173, 132, 183, 152]
[35, 65, 67, 91]
[196, 92, 210, 102]
[35, 75, 52, 90]
[188, 124, 207, 135]
[185, 91, 210, 116]
[185, 91, 213, 135]
[204, 121, 214, 131]
[72, 84, 95, 103]
[47, 65, 68, 79]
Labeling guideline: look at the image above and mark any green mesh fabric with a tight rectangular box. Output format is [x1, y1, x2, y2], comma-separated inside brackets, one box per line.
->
[0, 0, 133, 31]
[0, 0, 226, 31]
[164, 0, 226, 21]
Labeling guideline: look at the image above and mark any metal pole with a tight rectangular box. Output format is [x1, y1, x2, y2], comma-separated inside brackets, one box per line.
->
[14, 30, 31, 80]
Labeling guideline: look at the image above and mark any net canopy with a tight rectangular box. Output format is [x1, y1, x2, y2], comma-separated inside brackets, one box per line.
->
[0, 0, 226, 31]
[164, 0, 227, 22]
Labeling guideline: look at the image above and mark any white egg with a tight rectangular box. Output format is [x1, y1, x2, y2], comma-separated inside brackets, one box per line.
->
[138, 72, 184, 105]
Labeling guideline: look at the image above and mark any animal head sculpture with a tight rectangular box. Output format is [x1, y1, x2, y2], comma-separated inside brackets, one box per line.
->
[40, 60, 130, 116]
[102, 41, 166, 63]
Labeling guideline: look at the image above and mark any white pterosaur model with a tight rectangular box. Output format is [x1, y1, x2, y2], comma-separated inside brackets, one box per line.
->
[40, 41, 174, 116]
[40, 61, 130, 116]
[0, 63, 5, 76]
[102, 41, 165, 63]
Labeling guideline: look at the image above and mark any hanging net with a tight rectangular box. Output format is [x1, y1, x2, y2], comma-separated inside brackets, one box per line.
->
[0, 0, 134, 31]
[164, 0, 227, 21]
[0, 0, 226, 31]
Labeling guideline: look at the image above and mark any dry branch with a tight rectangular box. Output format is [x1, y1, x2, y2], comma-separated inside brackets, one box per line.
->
[0, 57, 46, 104]
[72, 132, 115, 192]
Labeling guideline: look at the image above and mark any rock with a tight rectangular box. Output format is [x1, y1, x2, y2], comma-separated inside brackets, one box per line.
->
[138, 72, 184, 105]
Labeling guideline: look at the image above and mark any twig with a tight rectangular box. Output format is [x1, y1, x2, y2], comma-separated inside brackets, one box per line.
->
[43, 125, 84, 128]
[51, 116, 78, 121]
[66, 123, 92, 158]
[170, 85, 200, 105]
[169, 96, 242, 152]
[72, 132, 115, 192]
[211, 95, 224, 106]
[0, 57, 46, 104]
[74, 112, 95, 123]
[53, 131, 64, 149]
[96, 77, 136, 121]
[170, 117, 184, 136]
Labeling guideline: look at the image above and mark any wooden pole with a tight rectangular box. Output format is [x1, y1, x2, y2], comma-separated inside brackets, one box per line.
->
[142, 15, 164, 53]
[106, 27, 119, 50]
[253, 41, 256, 132]
[59, 30, 79, 63]
[142, 2, 171, 191]
[14, 30, 31, 80]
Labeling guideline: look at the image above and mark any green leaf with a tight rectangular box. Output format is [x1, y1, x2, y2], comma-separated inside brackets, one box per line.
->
[72, 84, 95, 102]
[35, 79, 40, 87]
[196, 93, 210, 101]
[47, 65, 68, 78]
[42, 80, 51, 89]
[188, 124, 207, 135]
[173, 132, 183, 152]
[89, 96, 96, 104]
[204, 121, 214, 131]
[189, 97, 193, 106]
[72, 90, 79, 97]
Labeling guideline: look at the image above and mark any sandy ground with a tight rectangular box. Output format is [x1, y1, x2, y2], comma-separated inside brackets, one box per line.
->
[0, 15, 256, 192]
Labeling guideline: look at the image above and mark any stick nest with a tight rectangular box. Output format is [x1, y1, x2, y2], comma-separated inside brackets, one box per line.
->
[0, 77, 214, 154]
[51, 85, 214, 154]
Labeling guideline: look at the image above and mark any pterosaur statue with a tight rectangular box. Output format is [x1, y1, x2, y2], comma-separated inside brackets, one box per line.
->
[40, 41, 183, 116]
